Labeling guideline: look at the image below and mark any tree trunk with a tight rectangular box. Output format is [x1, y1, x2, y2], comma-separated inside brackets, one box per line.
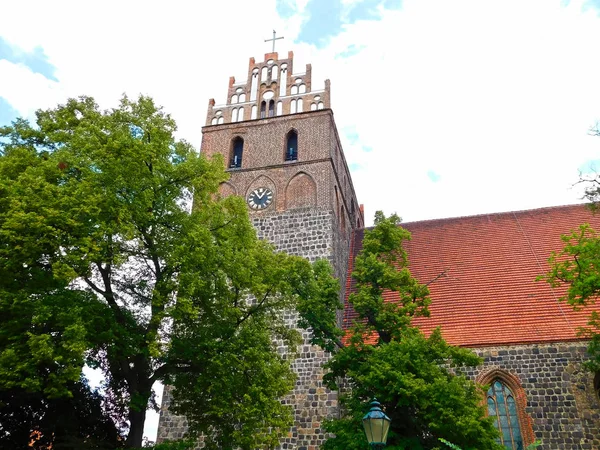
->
[125, 407, 147, 448]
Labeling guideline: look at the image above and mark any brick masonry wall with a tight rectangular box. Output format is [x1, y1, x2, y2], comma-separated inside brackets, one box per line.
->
[467, 342, 600, 449]
[200, 110, 363, 227]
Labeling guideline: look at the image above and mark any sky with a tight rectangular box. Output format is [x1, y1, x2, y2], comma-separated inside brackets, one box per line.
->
[2, 0, 600, 441]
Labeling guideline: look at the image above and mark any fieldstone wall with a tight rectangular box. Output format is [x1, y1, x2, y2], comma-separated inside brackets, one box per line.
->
[467, 342, 600, 449]
[255, 208, 341, 450]
[157, 208, 345, 449]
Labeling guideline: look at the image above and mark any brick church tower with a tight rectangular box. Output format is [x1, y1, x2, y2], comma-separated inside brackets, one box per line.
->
[157, 50, 363, 448]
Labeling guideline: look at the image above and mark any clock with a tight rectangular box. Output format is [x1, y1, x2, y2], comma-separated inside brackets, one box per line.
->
[247, 187, 274, 210]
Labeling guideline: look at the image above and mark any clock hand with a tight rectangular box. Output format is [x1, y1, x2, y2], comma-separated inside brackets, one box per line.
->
[256, 190, 265, 199]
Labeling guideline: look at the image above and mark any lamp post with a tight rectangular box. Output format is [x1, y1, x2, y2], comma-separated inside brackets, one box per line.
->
[362, 398, 391, 450]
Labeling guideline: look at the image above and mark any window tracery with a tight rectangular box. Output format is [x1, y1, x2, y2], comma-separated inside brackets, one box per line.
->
[487, 380, 524, 449]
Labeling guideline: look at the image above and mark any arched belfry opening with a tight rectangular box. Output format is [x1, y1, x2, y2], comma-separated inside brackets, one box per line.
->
[285, 130, 298, 161]
[230, 137, 244, 168]
[260, 101, 266, 119]
[269, 100, 275, 117]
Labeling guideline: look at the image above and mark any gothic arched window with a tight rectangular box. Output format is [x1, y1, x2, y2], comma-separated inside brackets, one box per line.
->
[260, 101, 266, 119]
[285, 130, 298, 162]
[230, 137, 244, 169]
[487, 380, 524, 449]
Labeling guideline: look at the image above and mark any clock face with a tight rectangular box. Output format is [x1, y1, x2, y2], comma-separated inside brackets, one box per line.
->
[247, 187, 274, 210]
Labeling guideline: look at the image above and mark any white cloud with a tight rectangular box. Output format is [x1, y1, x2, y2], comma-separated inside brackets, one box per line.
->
[297, 0, 600, 222]
[0, 60, 64, 119]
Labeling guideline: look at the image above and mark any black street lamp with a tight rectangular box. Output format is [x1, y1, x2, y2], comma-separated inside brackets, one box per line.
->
[362, 398, 391, 449]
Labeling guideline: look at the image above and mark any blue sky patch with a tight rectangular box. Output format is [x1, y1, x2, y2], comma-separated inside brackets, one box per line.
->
[295, 0, 403, 48]
[276, 0, 298, 19]
[427, 170, 441, 183]
[296, 0, 344, 48]
[336, 44, 365, 59]
[0, 97, 19, 127]
[0, 37, 58, 82]
[585, 0, 600, 12]
[563, 0, 600, 12]
[343, 126, 360, 145]
[578, 159, 600, 174]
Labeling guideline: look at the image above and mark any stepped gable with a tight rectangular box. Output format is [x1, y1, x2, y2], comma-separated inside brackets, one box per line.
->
[344, 203, 600, 347]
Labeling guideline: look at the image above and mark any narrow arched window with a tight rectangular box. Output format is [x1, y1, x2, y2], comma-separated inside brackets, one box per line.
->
[272, 65, 278, 80]
[285, 130, 298, 161]
[231, 108, 238, 123]
[239, 93, 246, 103]
[290, 99, 297, 114]
[230, 137, 244, 168]
[299, 84, 306, 93]
[276, 101, 282, 116]
[297, 98, 303, 113]
[280, 67, 287, 96]
[260, 101, 266, 119]
[231, 94, 238, 104]
[261, 66, 268, 81]
[487, 380, 524, 449]
[251, 105, 257, 120]
[291, 85, 298, 95]
[250, 70, 258, 101]
[268, 100, 275, 117]
[238, 107, 244, 121]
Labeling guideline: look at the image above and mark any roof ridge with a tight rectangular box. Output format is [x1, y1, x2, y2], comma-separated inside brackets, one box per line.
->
[400, 202, 590, 227]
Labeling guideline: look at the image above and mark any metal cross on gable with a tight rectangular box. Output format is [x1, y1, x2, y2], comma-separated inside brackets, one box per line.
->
[264, 30, 284, 53]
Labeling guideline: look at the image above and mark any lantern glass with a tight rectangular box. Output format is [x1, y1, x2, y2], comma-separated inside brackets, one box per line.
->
[362, 399, 391, 446]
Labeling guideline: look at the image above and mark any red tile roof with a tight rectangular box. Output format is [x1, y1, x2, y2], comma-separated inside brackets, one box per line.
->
[343, 204, 600, 347]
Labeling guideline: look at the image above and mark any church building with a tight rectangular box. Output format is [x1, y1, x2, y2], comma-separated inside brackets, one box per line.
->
[157, 49, 600, 449]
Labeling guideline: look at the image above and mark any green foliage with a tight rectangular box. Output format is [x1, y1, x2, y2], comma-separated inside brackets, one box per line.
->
[321, 213, 502, 450]
[439, 438, 542, 450]
[0, 377, 124, 449]
[438, 438, 463, 449]
[542, 223, 600, 371]
[0, 96, 340, 448]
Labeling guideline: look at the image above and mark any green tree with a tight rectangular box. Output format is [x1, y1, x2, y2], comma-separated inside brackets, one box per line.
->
[319, 212, 502, 450]
[0, 96, 339, 448]
[542, 223, 600, 371]
[0, 377, 124, 449]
